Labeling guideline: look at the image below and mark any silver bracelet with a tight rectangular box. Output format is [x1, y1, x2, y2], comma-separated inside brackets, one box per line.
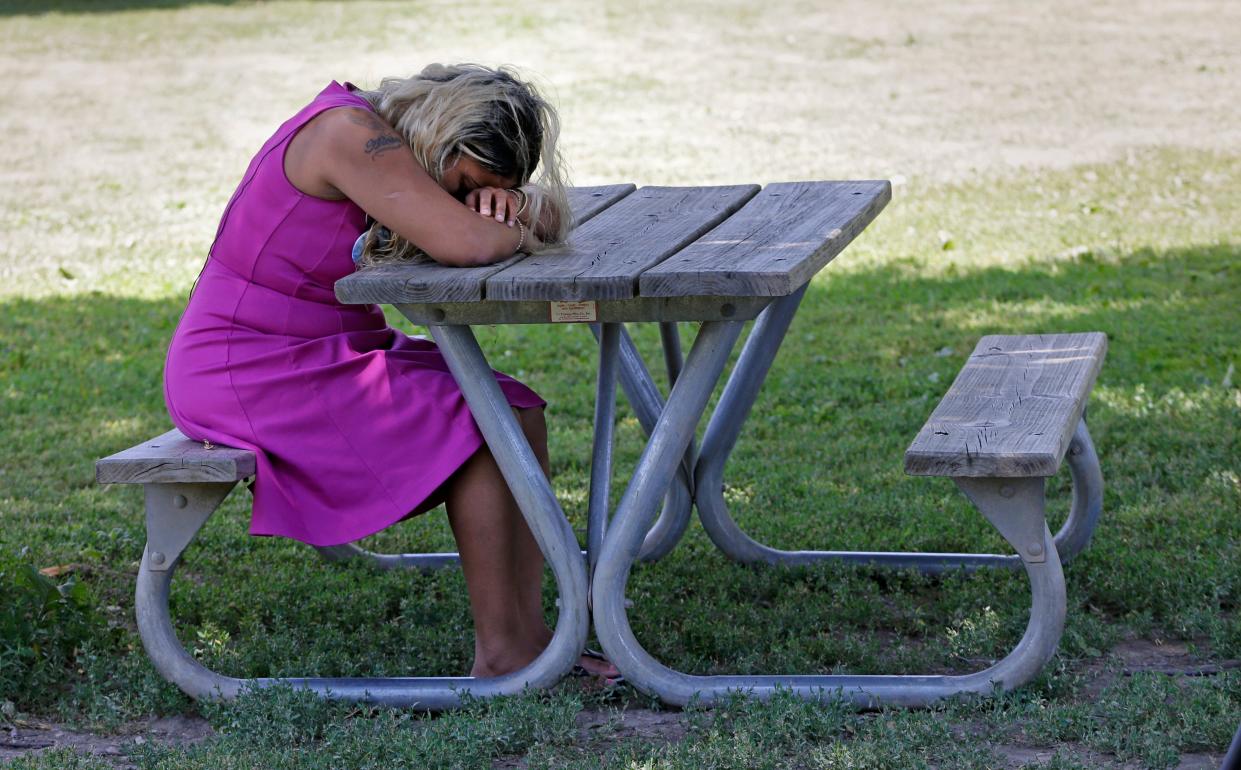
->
[512, 187, 529, 218]
[514, 219, 527, 253]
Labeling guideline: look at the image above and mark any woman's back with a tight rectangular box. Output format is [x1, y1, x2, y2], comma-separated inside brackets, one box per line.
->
[179, 81, 385, 340]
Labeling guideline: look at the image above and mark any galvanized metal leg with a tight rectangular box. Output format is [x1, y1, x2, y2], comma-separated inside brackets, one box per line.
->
[593, 474, 1066, 707]
[656, 321, 695, 500]
[429, 323, 589, 688]
[1222, 720, 1241, 770]
[135, 483, 243, 699]
[587, 323, 622, 580]
[593, 324, 697, 562]
[313, 543, 461, 571]
[137, 324, 590, 708]
[315, 543, 590, 569]
[1051, 419, 1103, 562]
[697, 415, 1101, 571]
[658, 322, 685, 386]
[656, 322, 695, 502]
[695, 285, 1103, 570]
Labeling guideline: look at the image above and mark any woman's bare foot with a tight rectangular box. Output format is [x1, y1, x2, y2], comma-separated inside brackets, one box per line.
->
[471, 630, 621, 681]
[469, 640, 543, 678]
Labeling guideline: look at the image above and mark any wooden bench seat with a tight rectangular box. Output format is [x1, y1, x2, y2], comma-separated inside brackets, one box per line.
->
[904, 333, 1108, 478]
[95, 428, 254, 485]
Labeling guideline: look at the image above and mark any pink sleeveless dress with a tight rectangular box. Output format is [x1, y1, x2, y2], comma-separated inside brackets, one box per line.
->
[164, 82, 544, 546]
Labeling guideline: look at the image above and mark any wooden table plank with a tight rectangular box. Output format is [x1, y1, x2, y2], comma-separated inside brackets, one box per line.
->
[904, 333, 1108, 477]
[485, 185, 760, 302]
[334, 184, 636, 305]
[567, 184, 638, 225]
[638, 180, 891, 298]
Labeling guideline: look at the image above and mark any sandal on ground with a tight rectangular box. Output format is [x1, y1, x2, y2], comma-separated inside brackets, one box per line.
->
[571, 648, 624, 685]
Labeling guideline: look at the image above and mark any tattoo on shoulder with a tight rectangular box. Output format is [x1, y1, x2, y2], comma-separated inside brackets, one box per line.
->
[364, 133, 402, 159]
[345, 110, 404, 159]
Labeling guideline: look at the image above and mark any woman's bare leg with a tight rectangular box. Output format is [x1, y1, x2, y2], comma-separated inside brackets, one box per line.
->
[510, 408, 553, 644]
[445, 442, 542, 676]
[445, 406, 618, 679]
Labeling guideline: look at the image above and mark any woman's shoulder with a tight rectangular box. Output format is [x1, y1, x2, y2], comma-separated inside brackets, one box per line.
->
[283, 82, 372, 129]
[282, 90, 392, 200]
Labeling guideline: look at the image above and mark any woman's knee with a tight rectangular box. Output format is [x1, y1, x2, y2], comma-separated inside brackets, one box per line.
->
[515, 407, 550, 465]
[516, 406, 546, 438]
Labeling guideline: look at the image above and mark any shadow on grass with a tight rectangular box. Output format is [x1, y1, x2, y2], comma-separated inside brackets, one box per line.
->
[0, 239, 1236, 740]
[0, 241, 1236, 704]
[0, 240, 1235, 509]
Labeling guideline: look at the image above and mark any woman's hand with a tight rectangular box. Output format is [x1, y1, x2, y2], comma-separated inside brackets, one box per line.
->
[465, 186, 543, 253]
[464, 187, 524, 227]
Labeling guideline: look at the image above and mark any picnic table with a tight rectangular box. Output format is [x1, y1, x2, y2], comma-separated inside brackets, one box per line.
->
[334, 180, 1104, 708]
[99, 180, 1107, 710]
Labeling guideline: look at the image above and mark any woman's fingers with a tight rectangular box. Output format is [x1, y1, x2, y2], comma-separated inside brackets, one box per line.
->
[464, 188, 519, 226]
[466, 188, 520, 225]
[495, 192, 511, 225]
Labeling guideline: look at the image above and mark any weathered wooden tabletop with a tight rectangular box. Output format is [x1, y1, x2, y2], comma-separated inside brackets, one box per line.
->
[335, 181, 891, 325]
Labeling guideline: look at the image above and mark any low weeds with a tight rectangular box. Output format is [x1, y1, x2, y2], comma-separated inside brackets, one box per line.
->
[0, 556, 111, 707]
[127, 686, 582, 770]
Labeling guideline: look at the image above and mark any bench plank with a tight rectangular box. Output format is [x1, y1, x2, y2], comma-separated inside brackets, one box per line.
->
[334, 184, 637, 305]
[639, 180, 891, 298]
[96, 428, 255, 484]
[904, 333, 1107, 478]
[485, 185, 760, 302]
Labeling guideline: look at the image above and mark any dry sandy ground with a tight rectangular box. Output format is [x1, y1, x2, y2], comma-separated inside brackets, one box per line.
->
[2, 0, 1238, 183]
[0, 0, 1238, 295]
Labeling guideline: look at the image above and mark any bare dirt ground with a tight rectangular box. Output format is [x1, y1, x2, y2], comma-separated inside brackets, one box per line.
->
[0, 0, 1238, 296]
[0, 715, 212, 768]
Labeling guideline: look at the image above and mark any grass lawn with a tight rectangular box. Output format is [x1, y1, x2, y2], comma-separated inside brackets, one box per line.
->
[1, 2, 1238, 768]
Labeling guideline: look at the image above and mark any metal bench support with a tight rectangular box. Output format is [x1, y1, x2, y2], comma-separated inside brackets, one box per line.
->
[632, 290, 1105, 572]
[313, 542, 463, 571]
[125, 328, 593, 707]
[589, 323, 697, 563]
[588, 327, 1103, 707]
[592, 469, 1066, 707]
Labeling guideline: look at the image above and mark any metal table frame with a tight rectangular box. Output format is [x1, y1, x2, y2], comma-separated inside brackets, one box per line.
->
[419, 285, 1103, 708]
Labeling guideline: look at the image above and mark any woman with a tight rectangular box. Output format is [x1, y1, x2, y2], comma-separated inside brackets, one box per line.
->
[164, 63, 617, 681]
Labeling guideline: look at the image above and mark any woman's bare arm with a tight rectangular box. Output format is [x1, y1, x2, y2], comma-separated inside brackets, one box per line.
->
[286, 107, 523, 267]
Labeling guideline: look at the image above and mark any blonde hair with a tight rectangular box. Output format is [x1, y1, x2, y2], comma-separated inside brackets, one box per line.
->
[355, 63, 570, 265]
